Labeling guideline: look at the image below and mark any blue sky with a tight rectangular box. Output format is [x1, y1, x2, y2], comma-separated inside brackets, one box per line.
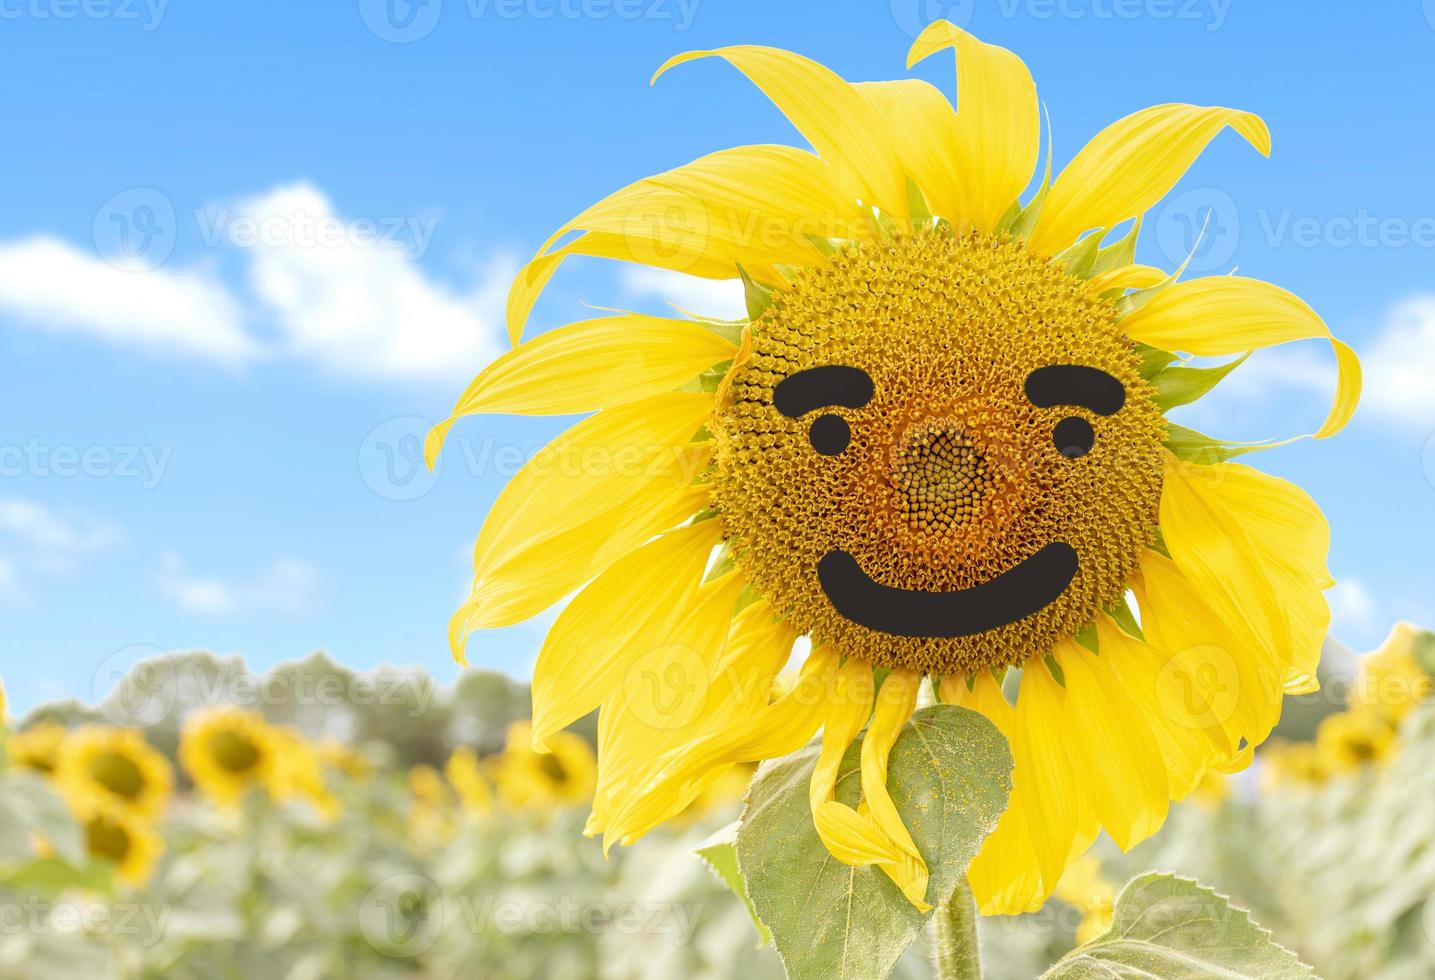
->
[4, 0, 1435, 712]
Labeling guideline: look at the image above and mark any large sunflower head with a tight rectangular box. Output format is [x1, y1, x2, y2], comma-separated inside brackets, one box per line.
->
[430, 22, 1360, 914]
[6, 720, 68, 776]
[179, 706, 279, 806]
[54, 725, 173, 821]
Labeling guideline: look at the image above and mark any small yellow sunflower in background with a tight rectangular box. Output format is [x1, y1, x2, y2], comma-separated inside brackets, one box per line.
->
[1259, 739, 1331, 792]
[6, 720, 68, 776]
[489, 721, 596, 810]
[179, 707, 279, 806]
[445, 746, 495, 815]
[1315, 710, 1395, 773]
[55, 725, 173, 820]
[1351, 621, 1434, 726]
[268, 727, 340, 820]
[407, 763, 458, 847]
[316, 739, 373, 781]
[1053, 856, 1116, 946]
[70, 795, 164, 888]
[431, 22, 1359, 913]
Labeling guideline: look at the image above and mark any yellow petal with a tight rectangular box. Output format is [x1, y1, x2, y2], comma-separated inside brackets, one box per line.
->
[593, 570, 747, 840]
[1094, 615, 1228, 797]
[1166, 459, 1332, 693]
[528, 519, 723, 745]
[596, 646, 835, 845]
[451, 392, 713, 643]
[427, 315, 735, 463]
[507, 145, 870, 342]
[1120, 276, 1360, 438]
[907, 22, 1040, 233]
[1087, 263, 1167, 296]
[1012, 660, 1079, 893]
[944, 672, 1046, 915]
[655, 47, 906, 219]
[1030, 104, 1269, 256]
[1133, 549, 1285, 751]
[1051, 640, 1168, 850]
[859, 669, 929, 909]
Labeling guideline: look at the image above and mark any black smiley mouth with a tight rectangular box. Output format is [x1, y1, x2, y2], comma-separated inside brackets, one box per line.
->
[816, 542, 1080, 638]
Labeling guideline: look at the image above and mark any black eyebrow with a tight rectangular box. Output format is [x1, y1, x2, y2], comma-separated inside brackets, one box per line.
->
[1024, 365, 1126, 416]
[773, 365, 874, 418]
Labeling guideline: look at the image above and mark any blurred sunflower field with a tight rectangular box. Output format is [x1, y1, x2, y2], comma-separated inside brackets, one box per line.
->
[0, 623, 1432, 979]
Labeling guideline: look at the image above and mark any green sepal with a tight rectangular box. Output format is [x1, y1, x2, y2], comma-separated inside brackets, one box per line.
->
[681, 359, 734, 395]
[905, 177, 934, 230]
[1089, 216, 1143, 278]
[1052, 231, 1103, 278]
[1164, 423, 1263, 464]
[1135, 343, 1178, 380]
[1150, 353, 1250, 411]
[739, 265, 775, 322]
[1107, 596, 1145, 641]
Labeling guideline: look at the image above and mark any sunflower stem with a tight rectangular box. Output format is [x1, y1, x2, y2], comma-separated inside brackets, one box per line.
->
[930, 878, 983, 980]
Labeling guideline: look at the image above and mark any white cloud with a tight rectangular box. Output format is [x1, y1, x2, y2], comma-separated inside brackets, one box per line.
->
[0, 236, 255, 364]
[0, 183, 514, 384]
[1360, 295, 1435, 427]
[1329, 577, 1377, 635]
[0, 498, 122, 599]
[619, 266, 746, 321]
[157, 552, 322, 617]
[233, 183, 512, 381]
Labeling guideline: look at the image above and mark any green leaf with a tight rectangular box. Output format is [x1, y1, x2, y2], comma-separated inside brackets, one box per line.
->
[1411, 629, 1435, 679]
[3, 856, 115, 897]
[1135, 343, 1178, 380]
[0, 771, 84, 865]
[1151, 353, 1250, 411]
[1043, 872, 1315, 979]
[736, 704, 1012, 980]
[694, 821, 771, 945]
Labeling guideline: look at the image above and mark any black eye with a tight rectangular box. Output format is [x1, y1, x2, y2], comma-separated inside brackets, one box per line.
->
[809, 414, 851, 456]
[1053, 416, 1095, 458]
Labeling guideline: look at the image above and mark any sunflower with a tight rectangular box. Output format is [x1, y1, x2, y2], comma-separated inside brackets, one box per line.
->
[6, 720, 67, 776]
[1053, 856, 1116, 946]
[268, 727, 340, 820]
[1259, 739, 1330, 792]
[489, 721, 597, 810]
[179, 707, 279, 806]
[69, 795, 164, 888]
[1315, 710, 1395, 773]
[1351, 621, 1434, 726]
[445, 746, 495, 815]
[407, 763, 458, 847]
[430, 23, 1359, 913]
[54, 725, 173, 820]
